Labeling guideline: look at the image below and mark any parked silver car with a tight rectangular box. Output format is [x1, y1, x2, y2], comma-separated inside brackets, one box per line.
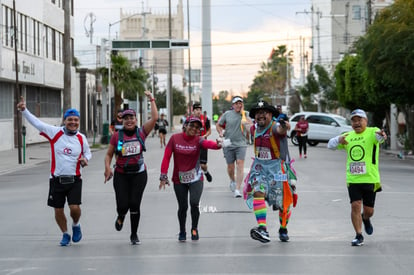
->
[288, 112, 352, 146]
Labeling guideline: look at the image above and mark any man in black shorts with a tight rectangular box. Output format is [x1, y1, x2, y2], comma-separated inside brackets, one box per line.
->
[192, 103, 212, 182]
[18, 98, 92, 246]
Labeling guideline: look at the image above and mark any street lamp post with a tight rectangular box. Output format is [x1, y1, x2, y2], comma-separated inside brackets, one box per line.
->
[107, 12, 147, 124]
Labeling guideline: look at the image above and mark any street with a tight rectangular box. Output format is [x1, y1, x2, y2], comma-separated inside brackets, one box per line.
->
[1, 133, 414, 275]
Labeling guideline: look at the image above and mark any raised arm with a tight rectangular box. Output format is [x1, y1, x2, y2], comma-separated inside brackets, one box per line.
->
[142, 91, 159, 135]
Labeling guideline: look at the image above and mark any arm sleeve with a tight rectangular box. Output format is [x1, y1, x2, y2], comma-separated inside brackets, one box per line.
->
[327, 136, 340, 150]
[201, 139, 220, 150]
[22, 109, 51, 133]
[82, 135, 92, 161]
[21, 109, 58, 138]
[160, 137, 174, 174]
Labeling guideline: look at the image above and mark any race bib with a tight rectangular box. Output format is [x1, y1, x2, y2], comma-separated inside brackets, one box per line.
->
[121, 141, 141, 157]
[349, 162, 366, 175]
[256, 147, 272, 160]
[179, 168, 198, 184]
[274, 173, 288, 182]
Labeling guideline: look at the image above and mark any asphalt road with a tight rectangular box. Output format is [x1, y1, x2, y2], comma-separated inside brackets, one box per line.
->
[1, 135, 414, 275]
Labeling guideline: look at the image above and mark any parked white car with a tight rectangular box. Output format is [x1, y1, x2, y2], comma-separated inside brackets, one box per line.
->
[288, 112, 352, 146]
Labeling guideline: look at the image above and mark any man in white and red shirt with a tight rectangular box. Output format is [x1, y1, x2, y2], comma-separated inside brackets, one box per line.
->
[18, 97, 91, 247]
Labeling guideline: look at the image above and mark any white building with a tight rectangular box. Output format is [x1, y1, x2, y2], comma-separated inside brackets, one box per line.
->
[311, 0, 394, 72]
[0, 0, 77, 151]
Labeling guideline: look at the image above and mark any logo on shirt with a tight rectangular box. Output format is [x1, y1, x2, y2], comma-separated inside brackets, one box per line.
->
[350, 145, 365, 161]
[63, 148, 72, 154]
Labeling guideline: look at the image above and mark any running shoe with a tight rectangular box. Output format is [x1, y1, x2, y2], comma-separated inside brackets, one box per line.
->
[278, 228, 289, 242]
[115, 216, 124, 231]
[229, 181, 236, 192]
[191, 228, 199, 241]
[351, 234, 364, 246]
[250, 226, 270, 243]
[362, 214, 373, 235]
[178, 231, 186, 242]
[234, 189, 242, 198]
[130, 233, 141, 245]
[60, 233, 71, 246]
[72, 224, 82, 243]
[204, 172, 212, 182]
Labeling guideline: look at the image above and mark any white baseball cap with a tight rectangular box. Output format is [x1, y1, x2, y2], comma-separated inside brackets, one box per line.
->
[350, 109, 367, 119]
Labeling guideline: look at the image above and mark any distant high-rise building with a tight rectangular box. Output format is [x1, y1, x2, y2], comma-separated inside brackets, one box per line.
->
[311, 0, 394, 72]
[119, 0, 185, 77]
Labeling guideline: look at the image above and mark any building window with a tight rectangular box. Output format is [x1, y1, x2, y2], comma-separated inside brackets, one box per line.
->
[52, 29, 56, 61]
[26, 87, 61, 117]
[352, 5, 361, 20]
[0, 84, 13, 119]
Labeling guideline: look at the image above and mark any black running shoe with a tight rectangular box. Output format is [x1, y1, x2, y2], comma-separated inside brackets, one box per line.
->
[278, 228, 289, 242]
[130, 233, 141, 245]
[178, 231, 186, 242]
[351, 234, 364, 246]
[191, 228, 199, 241]
[204, 172, 212, 182]
[115, 216, 124, 231]
[362, 214, 373, 235]
[250, 226, 270, 243]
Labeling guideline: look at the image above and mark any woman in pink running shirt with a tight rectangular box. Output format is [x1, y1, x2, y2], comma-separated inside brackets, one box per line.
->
[159, 117, 222, 242]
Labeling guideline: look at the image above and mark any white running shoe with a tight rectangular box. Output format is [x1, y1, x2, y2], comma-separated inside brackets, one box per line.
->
[229, 181, 236, 192]
[234, 189, 242, 198]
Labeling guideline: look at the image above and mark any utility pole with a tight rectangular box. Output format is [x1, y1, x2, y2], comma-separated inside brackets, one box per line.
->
[202, 0, 213, 118]
[63, 0, 71, 112]
[187, 0, 192, 109]
[168, 0, 173, 129]
[12, 0, 22, 164]
[366, 0, 372, 29]
[139, 3, 151, 124]
[296, 7, 322, 68]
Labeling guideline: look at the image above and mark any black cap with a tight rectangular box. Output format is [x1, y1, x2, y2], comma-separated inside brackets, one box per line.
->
[249, 100, 279, 119]
[192, 102, 202, 110]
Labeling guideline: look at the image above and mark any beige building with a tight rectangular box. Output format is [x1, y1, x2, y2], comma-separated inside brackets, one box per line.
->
[311, 0, 394, 72]
[118, 1, 185, 77]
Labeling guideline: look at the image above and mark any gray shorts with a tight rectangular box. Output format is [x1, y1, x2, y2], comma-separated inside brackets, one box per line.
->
[223, 146, 247, 164]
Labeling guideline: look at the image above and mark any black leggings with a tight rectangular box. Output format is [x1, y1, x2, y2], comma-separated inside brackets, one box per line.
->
[173, 181, 203, 233]
[113, 170, 147, 235]
[297, 135, 307, 155]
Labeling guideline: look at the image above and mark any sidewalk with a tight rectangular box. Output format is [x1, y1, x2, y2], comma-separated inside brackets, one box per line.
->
[0, 138, 104, 175]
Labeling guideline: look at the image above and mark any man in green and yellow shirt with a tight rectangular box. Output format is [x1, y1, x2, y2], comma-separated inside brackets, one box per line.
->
[328, 109, 387, 246]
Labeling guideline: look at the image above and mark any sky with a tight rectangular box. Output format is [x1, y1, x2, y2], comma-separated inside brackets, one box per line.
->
[74, 0, 312, 95]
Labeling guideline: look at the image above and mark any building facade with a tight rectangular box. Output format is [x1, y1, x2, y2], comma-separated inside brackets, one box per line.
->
[0, 0, 77, 151]
[118, 1, 185, 77]
[311, 0, 394, 72]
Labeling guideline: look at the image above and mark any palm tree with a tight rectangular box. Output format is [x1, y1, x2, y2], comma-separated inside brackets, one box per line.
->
[99, 54, 148, 121]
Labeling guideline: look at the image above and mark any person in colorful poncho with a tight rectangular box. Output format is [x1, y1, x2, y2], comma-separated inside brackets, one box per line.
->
[245, 100, 297, 243]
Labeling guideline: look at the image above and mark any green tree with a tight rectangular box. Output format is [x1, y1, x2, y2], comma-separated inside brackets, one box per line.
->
[299, 65, 336, 112]
[98, 54, 148, 119]
[355, 0, 414, 148]
[155, 88, 187, 116]
[213, 90, 232, 114]
[248, 45, 292, 107]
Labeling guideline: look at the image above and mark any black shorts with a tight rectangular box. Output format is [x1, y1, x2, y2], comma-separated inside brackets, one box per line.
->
[48, 176, 82, 208]
[159, 128, 167, 135]
[199, 147, 208, 164]
[347, 184, 376, 207]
